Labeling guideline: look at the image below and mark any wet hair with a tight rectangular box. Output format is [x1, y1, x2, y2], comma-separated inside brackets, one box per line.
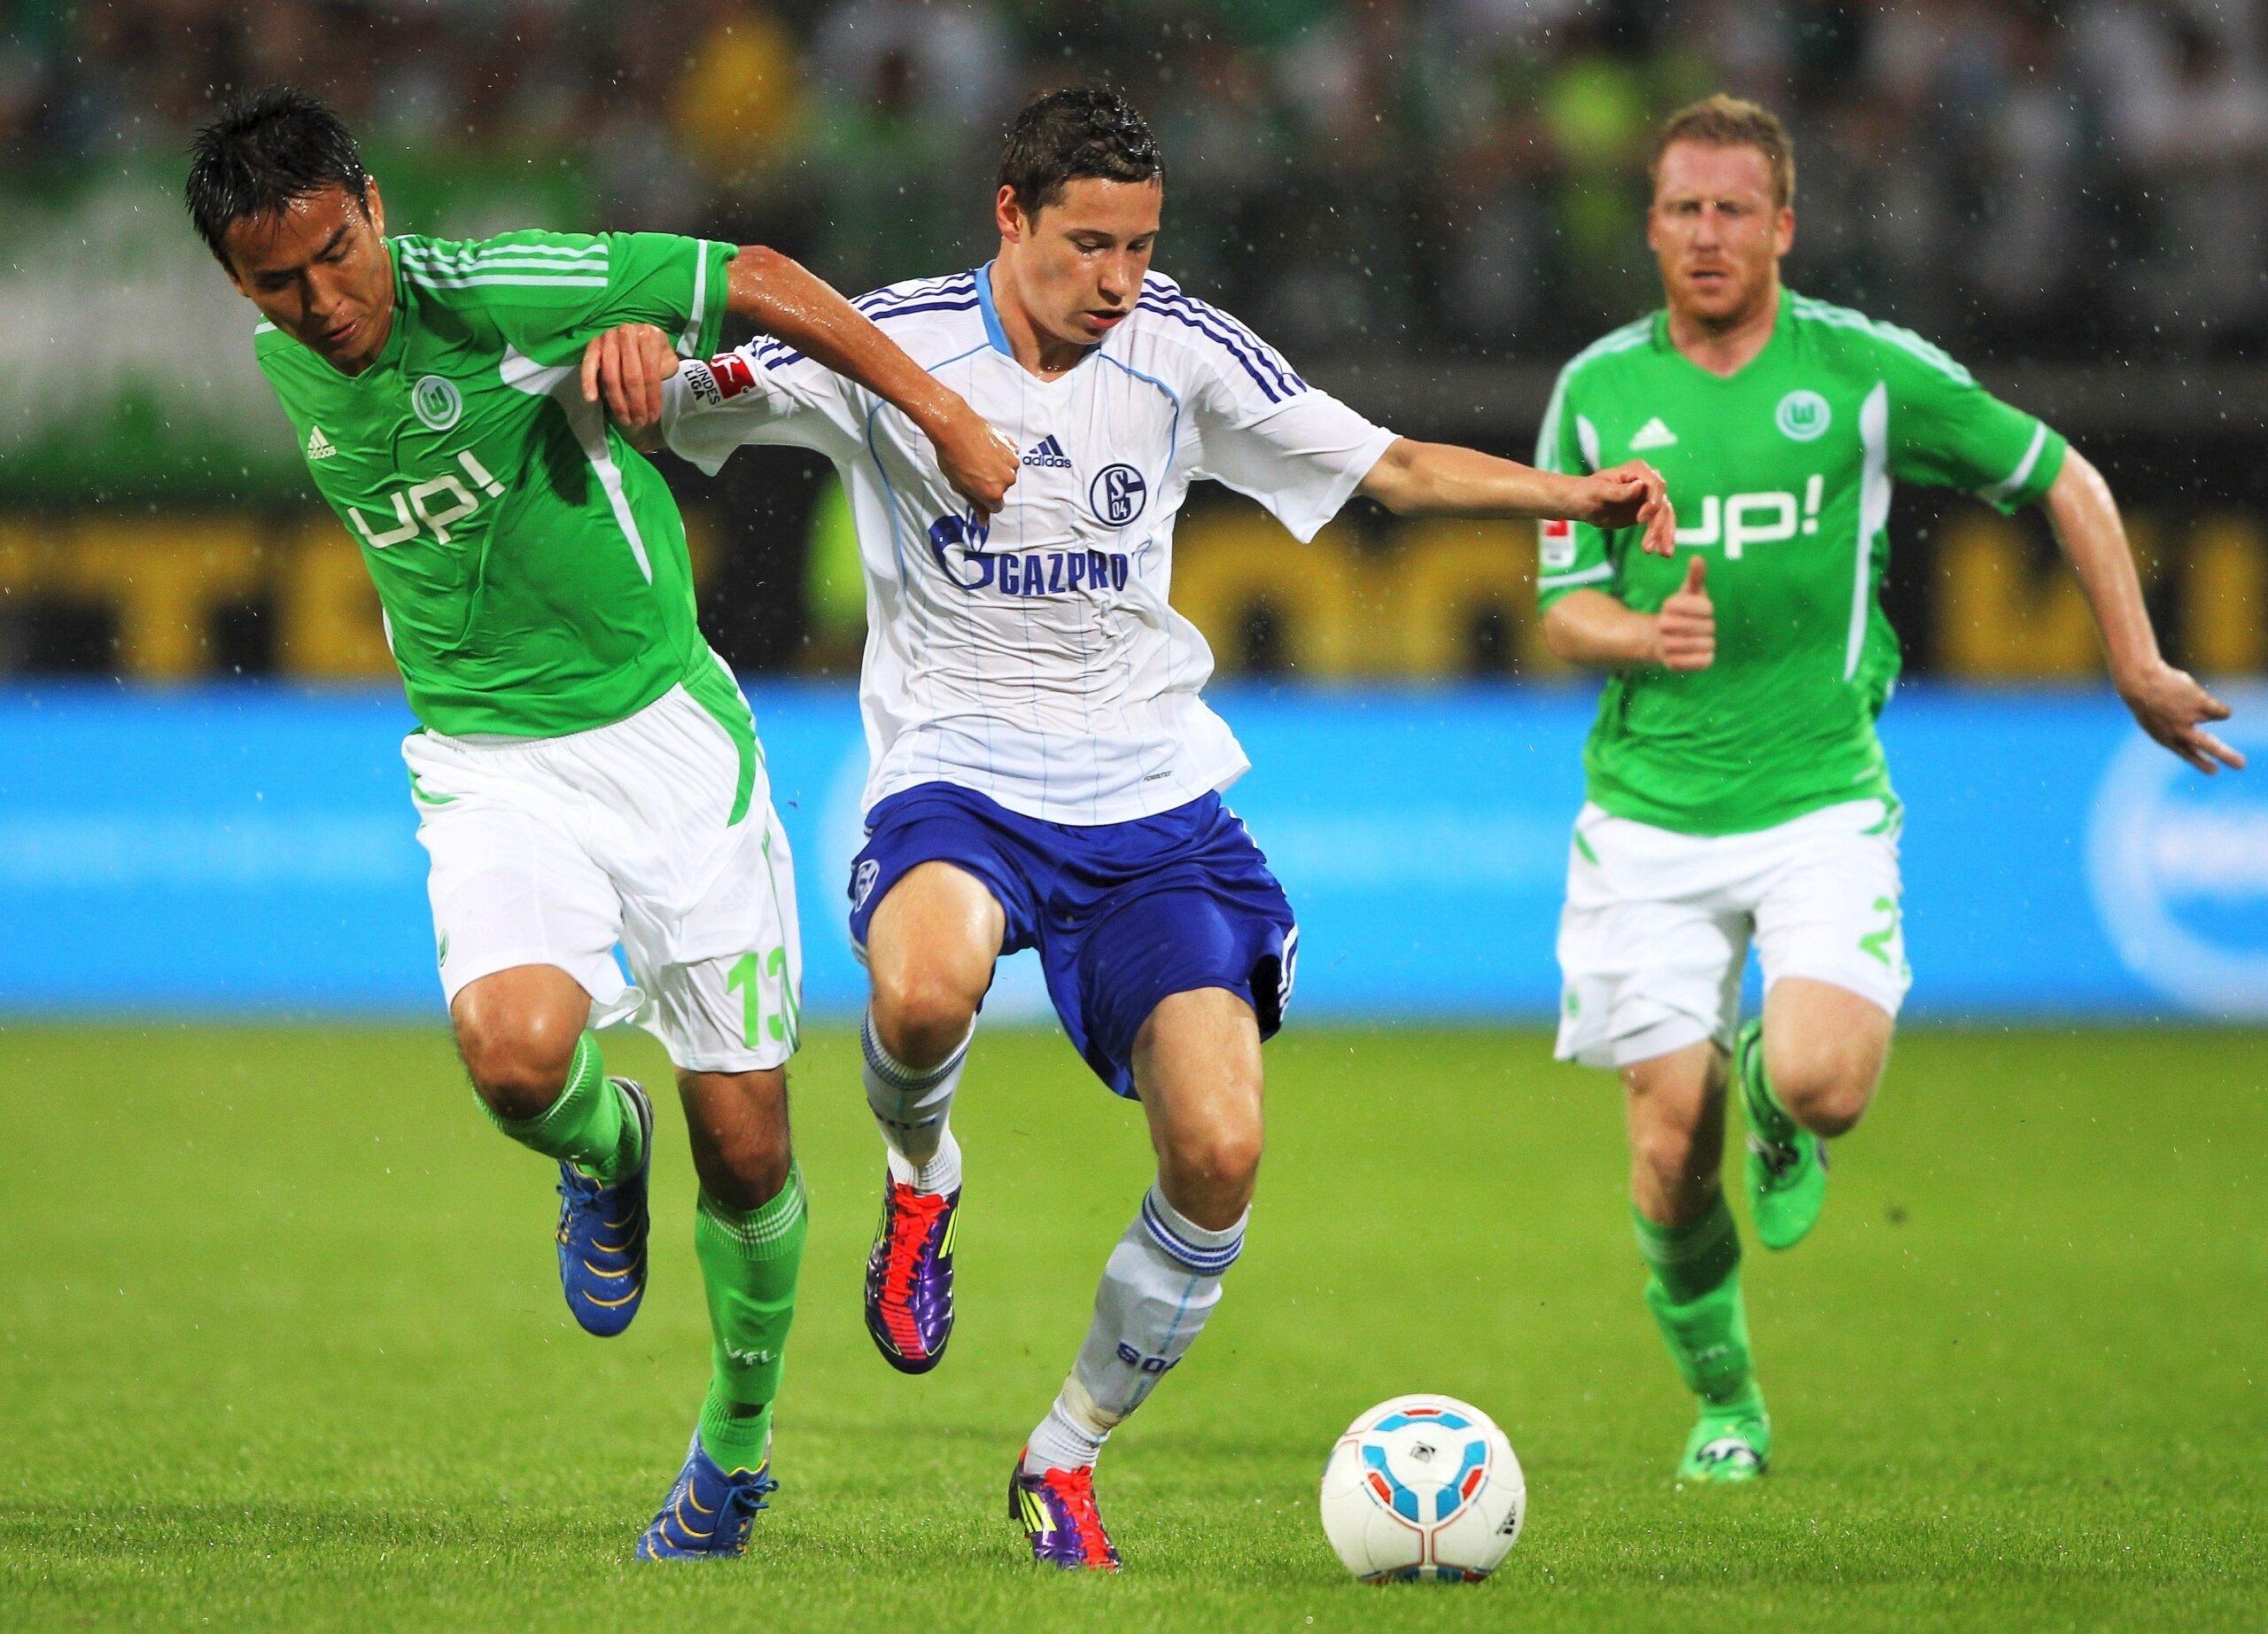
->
[997, 86, 1161, 219]
[1651, 94, 1796, 210]
[185, 87, 370, 268]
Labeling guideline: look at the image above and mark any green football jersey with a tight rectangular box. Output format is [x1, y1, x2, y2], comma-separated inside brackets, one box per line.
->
[256, 230, 735, 737]
[1535, 292, 2067, 834]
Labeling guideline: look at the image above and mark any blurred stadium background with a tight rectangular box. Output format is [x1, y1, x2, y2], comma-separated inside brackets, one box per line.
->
[6, 14, 2268, 1629]
[2, 0, 2264, 1019]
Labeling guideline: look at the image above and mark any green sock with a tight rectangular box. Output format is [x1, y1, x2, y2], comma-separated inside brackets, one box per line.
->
[695, 1165, 807, 1474]
[1740, 1024, 1798, 1147]
[477, 1032, 642, 1184]
[1635, 1197, 1759, 1407]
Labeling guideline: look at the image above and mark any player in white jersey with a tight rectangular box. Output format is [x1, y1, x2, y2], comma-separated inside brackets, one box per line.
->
[591, 87, 1674, 1568]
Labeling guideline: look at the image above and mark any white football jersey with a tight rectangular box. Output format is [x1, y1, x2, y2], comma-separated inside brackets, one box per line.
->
[661, 264, 1397, 825]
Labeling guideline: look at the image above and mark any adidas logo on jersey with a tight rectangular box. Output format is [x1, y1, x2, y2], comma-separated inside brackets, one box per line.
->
[1021, 434, 1072, 470]
[1628, 417, 1678, 451]
[307, 426, 337, 461]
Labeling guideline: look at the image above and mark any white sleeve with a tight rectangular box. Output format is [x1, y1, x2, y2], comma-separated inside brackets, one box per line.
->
[1161, 287, 1394, 538]
[1192, 387, 1397, 541]
[659, 338, 866, 474]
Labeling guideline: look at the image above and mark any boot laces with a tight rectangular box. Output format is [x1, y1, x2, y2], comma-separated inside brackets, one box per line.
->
[881, 1186, 950, 1298]
[1043, 1467, 1112, 1565]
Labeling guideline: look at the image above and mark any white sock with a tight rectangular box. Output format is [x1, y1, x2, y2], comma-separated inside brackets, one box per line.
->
[1024, 1182, 1247, 1474]
[861, 1008, 969, 1194]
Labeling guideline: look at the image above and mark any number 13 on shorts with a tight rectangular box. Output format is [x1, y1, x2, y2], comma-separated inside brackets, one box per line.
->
[726, 944, 800, 1054]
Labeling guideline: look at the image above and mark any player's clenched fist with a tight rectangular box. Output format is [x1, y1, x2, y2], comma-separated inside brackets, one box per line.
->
[1573, 460, 1678, 557]
[920, 401, 1021, 520]
[1654, 555, 1714, 672]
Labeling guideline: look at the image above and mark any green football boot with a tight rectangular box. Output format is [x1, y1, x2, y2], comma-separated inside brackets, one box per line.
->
[1736, 1020, 1828, 1251]
[1676, 1390, 1771, 1483]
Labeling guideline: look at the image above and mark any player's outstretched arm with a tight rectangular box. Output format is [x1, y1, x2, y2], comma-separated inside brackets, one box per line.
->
[2040, 449, 2244, 774]
[581, 248, 1019, 517]
[723, 248, 1018, 516]
[1357, 439, 1678, 556]
[1542, 556, 1715, 673]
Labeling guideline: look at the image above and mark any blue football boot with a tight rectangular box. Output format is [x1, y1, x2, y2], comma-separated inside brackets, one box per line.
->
[555, 1077, 651, 1337]
[636, 1432, 779, 1559]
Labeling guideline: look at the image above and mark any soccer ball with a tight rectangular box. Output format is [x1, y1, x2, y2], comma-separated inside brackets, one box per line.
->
[1318, 1394, 1526, 1583]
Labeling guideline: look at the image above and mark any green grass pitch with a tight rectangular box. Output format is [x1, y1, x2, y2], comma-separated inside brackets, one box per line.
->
[4, 1022, 2264, 1631]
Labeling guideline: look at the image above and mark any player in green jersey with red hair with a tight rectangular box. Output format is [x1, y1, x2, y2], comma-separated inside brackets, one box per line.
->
[186, 87, 1017, 1556]
[1535, 95, 2243, 1482]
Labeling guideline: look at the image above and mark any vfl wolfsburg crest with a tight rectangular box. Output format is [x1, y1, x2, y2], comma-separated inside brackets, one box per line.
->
[411, 374, 464, 432]
[1775, 390, 1830, 442]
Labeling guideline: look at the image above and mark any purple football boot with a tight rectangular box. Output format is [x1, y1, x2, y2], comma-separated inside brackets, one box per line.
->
[863, 1177, 959, 1373]
[1009, 1453, 1121, 1571]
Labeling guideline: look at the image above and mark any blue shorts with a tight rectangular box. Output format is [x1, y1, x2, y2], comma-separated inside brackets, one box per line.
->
[848, 783, 1299, 1098]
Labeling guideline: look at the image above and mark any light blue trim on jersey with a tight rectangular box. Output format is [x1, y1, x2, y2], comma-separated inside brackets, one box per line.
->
[865, 341, 994, 584]
[864, 406, 913, 587]
[1087, 351, 1186, 799]
[975, 261, 1012, 357]
[1094, 354, 1182, 481]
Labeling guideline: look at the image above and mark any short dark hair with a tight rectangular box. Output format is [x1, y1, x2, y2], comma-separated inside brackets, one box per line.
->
[185, 87, 370, 269]
[997, 86, 1161, 219]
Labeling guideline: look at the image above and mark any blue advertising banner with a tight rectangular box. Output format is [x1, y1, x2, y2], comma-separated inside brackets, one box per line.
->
[2, 681, 2261, 1021]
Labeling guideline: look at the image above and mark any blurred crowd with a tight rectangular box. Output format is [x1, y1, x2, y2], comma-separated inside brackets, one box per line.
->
[6, 0, 2268, 362]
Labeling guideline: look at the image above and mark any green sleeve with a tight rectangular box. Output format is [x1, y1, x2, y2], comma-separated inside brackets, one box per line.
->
[1877, 324, 2066, 512]
[1534, 364, 1616, 611]
[404, 230, 735, 365]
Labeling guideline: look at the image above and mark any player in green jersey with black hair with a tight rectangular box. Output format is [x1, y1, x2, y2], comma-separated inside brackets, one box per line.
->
[186, 88, 1017, 1556]
[1535, 95, 2244, 1482]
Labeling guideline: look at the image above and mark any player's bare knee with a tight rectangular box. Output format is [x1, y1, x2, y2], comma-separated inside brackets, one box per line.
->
[1772, 1056, 1877, 1139]
[695, 1133, 793, 1213]
[1208, 1124, 1266, 1194]
[870, 969, 977, 1070]
[452, 968, 588, 1119]
[1161, 1122, 1263, 1219]
[1794, 1078, 1872, 1139]
[457, 1018, 577, 1120]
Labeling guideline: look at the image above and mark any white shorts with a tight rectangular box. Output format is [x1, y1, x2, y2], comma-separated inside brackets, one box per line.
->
[1554, 797, 1910, 1070]
[403, 675, 802, 1074]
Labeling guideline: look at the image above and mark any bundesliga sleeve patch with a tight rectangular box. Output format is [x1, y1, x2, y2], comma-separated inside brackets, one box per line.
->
[686, 354, 757, 408]
[1540, 516, 1576, 571]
